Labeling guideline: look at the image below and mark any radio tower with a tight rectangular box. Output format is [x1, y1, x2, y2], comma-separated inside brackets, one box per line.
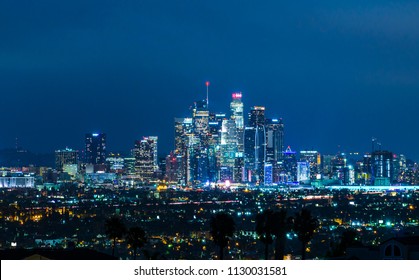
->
[205, 81, 210, 108]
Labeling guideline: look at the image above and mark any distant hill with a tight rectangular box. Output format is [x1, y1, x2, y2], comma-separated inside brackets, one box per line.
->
[0, 149, 54, 167]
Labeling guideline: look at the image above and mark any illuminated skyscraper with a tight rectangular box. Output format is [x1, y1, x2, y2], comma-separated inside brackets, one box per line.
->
[281, 146, 297, 182]
[372, 150, 394, 185]
[265, 118, 284, 163]
[208, 113, 225, 182]
[300, 150, 321, 180]
[85, 133, 106, 164]
[297, 161, 310, 182]
[230, 93, 244, 153]
[55, 148, 78, 171]
[174, 118, 193, 183]
[220, 119, 237, 181]
[134, 136, 158, 182]
[332, 153, 346, 182]
[244, 106, 266, 183]
[174, 118, 193, 155]
[192, 99, 210, 183]
[106, 153, 124, 173]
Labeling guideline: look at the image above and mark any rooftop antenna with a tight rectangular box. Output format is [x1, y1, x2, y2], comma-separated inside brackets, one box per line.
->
[205, 81, 210, 109]
[371, 137, 377, 153]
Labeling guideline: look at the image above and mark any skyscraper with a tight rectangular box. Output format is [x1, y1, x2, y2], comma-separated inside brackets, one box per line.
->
[244, 106, 266, 183]
[372, 150, 394, 185]
[281, 146, 297, 182]
[134, 136, 158, 182]
[230, 92, 244, 153]
[220, 119, 238, 181]
[299, 150, 321, 180]
[192, 99, 210, 183]
[85, 133, 106, 164]
[55, 148, 78, 171]
[265, 118, 284, 163]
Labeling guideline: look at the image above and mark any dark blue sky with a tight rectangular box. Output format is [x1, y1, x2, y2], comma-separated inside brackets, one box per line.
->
[1, 1, 419, 160]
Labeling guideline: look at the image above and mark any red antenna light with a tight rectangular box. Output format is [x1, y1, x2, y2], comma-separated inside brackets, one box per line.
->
[205, 81, 210, 108]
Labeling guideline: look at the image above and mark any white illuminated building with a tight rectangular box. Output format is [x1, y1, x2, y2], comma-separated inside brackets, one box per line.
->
[0, 176, 35, 188]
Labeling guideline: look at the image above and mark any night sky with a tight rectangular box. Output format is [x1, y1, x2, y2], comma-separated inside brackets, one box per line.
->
[1, 1, 419, 161]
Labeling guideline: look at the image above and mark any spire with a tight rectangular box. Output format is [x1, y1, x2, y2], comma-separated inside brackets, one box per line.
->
[205, 81, 210, 108]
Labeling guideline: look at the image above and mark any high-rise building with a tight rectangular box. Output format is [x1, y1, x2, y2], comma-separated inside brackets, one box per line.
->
[186, 134, 201, 183]
[281, 146, 297, 182]
[134, 136, 158, 182]
[85, 133, 106, 164]
[299, 150, 321, 180]
[266, 118, 284, 163]
[220, 119, 238, 182]
[244, 126, 256, 182]
[55, 148, 78, 171]
[372, 150, 394, 185]
[208, 113, 225, 182]
[165, 152, 179, 183]
[174, 118, 193, 183]
[192, 100, 210, 183]
[123, 157, 136, 175]
[332, 153, 346, 181]
[106, 153, 124, 173]
[230, 93, 244, 153]
[297, 161, 310, 182]
[244, 106, 266, 183]
[174, 118, 193, 155]
[321, 154, 334, 178]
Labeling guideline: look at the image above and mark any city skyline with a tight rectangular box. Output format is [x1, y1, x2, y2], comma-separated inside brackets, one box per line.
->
[2, 89, 417, 164]
[1, 1, 419, 161]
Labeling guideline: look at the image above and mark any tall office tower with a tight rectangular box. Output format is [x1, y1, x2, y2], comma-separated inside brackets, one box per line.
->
[174, 118, 193, 183]
[297, 161, 310, 182]
[55, 148, 78, 172]
[209, 113, 225, 136]
[106, 153, 124, 173]
[165, 152, 179, 183]
[265, 118, 284, 163]
[219, 119, 238, 182]
[332, 153, 346, 182]
[230, 93, 244, 153]
[321, 154, 334, 178]
[192, 99, 210, 183]
[396, 154, 407, 183]
[174, 118, 193, 155]
[372, 150, 394, 185]
[134, 136, 158, 182]
[362, 153, 373, 185]
[193, 99, 209, 140]
[123, 157, 136, 175]
[244, 106, 266, 183]
[342, 165, 355, 185]
[244, 126, 256, 182]
[186, 134, 201, 183]
[85, 133, 106, 164]
[299, 150, 321, 180]
[281, 146, 297, 182]
[208, 113, 225, 182]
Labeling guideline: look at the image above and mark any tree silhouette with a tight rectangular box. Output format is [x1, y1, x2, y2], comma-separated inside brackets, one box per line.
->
[126, 226, 147, 260]
[293, 208, 318, 260]
[329, 229, 358, 257]
[210, 212, 235, 260]
[272, 209, 291, 260]
[105, 216, 127, 257]
[256, 209, 275, 260]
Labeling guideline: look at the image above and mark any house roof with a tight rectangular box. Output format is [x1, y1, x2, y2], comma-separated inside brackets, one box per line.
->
[0, 248, 118, 260]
